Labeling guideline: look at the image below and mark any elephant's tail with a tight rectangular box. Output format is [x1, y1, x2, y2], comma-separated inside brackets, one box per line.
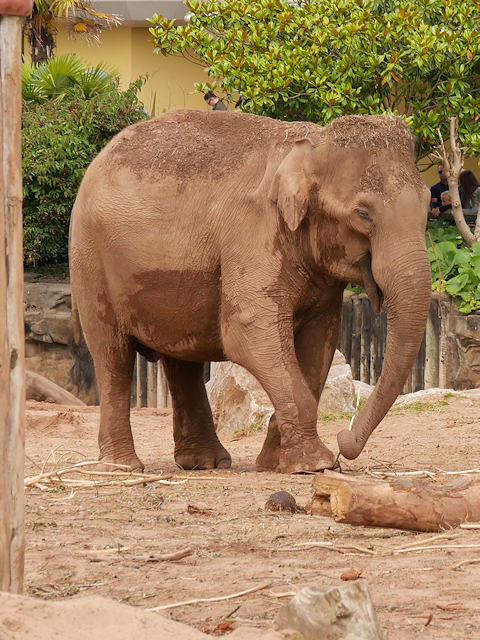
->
[69, 301, 96, 393]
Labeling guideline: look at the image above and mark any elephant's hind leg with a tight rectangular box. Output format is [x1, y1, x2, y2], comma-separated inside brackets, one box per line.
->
[161, 356, 231, 470]
[94, 334, 144, 471]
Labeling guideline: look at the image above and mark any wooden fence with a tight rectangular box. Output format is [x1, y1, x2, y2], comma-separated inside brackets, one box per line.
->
[131, 293, 450, 407]
[338, 293, 443, 394]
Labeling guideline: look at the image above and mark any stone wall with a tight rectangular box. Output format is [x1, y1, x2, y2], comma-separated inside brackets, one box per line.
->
[24, 277, 96, 403]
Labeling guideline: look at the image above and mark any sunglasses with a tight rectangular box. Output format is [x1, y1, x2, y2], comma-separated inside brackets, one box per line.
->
[438, 170, 445, 174]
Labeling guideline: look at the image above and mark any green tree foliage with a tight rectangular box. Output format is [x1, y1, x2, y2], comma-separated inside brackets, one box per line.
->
[149, 0, 480, 163]
[427, 223, 480, 314]
[22, 54, 119, 102]
[22, 78, 148, 265]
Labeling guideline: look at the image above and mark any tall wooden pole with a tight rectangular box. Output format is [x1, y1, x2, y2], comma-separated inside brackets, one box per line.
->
[0, 8, 29, 593]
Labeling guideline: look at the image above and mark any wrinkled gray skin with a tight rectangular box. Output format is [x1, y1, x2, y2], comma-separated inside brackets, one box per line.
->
[69, 110, 431, 474]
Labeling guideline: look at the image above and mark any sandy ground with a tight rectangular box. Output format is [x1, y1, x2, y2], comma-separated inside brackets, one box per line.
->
[22, 394, 480, 639]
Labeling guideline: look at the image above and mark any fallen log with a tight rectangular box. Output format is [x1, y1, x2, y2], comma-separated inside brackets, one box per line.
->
[305, 470, 480, 532]
[25, 370, 85, 406]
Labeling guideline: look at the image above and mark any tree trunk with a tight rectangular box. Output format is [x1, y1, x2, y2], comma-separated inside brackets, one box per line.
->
[306, 471, 480, 533]
[436, 118, 476, 249]
[28, 25, 55, 63]
[25, 370, 85, 406]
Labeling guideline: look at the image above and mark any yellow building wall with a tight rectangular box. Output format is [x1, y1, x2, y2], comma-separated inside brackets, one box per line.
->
[56, 27, 212, 115]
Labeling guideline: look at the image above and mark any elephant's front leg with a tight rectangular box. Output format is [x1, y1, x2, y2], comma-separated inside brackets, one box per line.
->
[256, 303, 342, 472]
[161, 356, 232, 470]
[223, 303, 339, 474]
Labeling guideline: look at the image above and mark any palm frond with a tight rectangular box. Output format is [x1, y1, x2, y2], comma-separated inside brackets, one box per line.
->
[22, 54, 119, 102]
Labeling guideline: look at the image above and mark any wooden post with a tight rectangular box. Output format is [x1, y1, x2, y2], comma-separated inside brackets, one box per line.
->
[0, 8, 29, 593]
[147, 361, 157, 408]
[137, 355, 148, 408]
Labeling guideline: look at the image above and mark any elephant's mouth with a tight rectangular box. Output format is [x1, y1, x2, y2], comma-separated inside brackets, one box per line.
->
[359, 253, 383, 314]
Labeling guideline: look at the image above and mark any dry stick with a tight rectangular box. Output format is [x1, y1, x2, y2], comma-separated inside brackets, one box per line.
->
[460, 523, 480, 529]
[395, 544, 480, 555]
[369, 470, 436, 479]
[145, 581, 274, 613]
[442, 469, 480, 476]
[452, 558, 480, 570]
[134, 548, 193, 562]
[396, 533, 462, 550]
[26, 476, 185, 489]
[76, 546, 131, 555]
[277, 543, 375, 555]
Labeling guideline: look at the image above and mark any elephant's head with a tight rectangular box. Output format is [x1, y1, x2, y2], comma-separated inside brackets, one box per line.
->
[269, 114, 432, 459]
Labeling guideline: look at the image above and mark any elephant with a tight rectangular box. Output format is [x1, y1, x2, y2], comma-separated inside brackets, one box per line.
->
[69, 109, 432, 474]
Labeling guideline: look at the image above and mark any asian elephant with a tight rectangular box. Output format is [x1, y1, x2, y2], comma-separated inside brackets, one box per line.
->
[69, 109, 431, 474]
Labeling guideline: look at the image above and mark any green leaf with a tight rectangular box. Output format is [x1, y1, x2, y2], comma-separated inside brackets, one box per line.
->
[445, 273, 470, 296]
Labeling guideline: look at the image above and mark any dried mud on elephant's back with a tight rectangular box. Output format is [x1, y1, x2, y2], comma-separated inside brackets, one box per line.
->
[23, 395, 480, 640]
[103, 110, 321, 182]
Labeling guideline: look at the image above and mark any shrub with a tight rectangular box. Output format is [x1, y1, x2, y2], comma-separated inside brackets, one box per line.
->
[22, 78, 148, 265]
[426, 222, 480, 314]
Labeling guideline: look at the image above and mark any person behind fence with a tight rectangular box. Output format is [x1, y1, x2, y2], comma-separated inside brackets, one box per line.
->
[431, 190, 452, 218]
[430, 164, 450, 213]
[204, 92, 227, 111]
[440, 191, 451, 209]
[459, 170, 480, 212]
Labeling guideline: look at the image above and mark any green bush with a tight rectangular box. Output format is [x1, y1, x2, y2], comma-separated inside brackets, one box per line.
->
[426, 222, 480, 314]
[22, 78, 148, 265]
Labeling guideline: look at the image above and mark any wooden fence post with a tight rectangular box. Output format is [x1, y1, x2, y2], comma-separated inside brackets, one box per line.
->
[0, 12, 27, 593]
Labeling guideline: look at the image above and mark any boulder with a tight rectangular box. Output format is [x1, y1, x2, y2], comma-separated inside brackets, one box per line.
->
[393, 386, 480, 408]
[206, 351, 355, 433]
[206, 361, 274, 433]
[274, 581, 385, 640]
[24, 281, 72, 345]
[318, 351, 355, 415]
[353, 380, 375, 400]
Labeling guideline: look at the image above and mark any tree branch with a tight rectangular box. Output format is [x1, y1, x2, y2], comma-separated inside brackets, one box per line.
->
[436, 118, 475, 249]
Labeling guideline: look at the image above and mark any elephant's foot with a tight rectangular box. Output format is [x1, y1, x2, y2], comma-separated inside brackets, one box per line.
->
[256, 425, 281, 472]
[278, 434, 336, 474]
[96, 451, 145, 472]
[174, 443, 232, 471]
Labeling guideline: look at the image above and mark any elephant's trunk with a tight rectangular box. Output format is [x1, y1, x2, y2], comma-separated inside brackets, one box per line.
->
[337, 241, 432, 459]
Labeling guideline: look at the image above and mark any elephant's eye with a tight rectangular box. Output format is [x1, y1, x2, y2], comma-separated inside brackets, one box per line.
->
[357, 210, 372, 222]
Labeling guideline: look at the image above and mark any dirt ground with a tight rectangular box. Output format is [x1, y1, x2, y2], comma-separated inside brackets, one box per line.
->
[23, 394, 480, 640]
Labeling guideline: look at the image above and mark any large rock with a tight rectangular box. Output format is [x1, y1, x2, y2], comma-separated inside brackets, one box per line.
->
[445, 306, 480, 389]
[24, 280, 96, 404]
[206, 351, 355, 433]
[24, 280, 72, 345]
[274, 581, 385, 640]
[318, 350, 355, 415]
[206, 361, 274, 433]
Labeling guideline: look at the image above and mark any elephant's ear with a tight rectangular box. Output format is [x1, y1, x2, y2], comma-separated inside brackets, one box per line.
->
[268, 139, 312, 231]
